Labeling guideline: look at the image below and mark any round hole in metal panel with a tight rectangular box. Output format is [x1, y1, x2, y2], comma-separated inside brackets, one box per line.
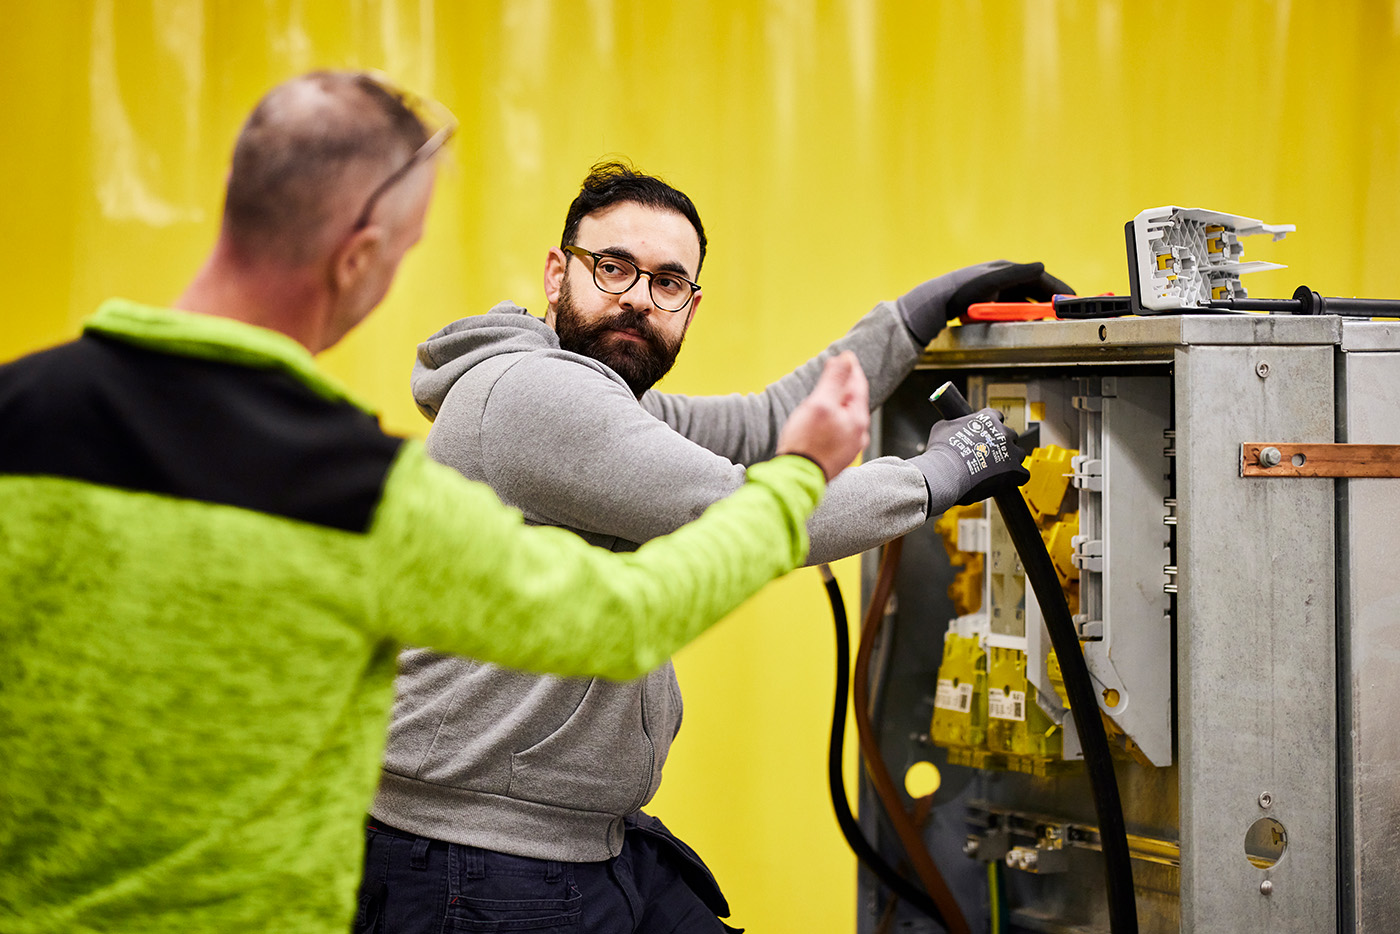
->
[1291, 453, 1307, 467]
[1245, 817, 1287, 869]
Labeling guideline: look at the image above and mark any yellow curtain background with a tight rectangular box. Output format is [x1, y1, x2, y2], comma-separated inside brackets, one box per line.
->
[5, 3, 1399, 929]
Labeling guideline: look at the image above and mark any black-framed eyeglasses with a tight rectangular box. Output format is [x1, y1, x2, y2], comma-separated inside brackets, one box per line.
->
[562, 245, 700, 312]
[351, 76, 458, 231]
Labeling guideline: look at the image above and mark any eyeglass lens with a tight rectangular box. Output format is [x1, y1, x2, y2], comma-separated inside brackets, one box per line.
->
[591, 255, 694, 310]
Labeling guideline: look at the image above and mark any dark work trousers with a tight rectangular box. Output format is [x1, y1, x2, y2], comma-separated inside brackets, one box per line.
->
[355, 813, 743, 933]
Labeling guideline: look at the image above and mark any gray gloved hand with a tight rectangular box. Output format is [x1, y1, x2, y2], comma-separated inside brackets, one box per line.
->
[895, 260, 1075, 345]
[909, 408, 1030, 513]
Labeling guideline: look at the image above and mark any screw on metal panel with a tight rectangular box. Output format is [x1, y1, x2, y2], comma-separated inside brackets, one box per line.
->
[1259, 791, 1273, 809]
[1260, 879, 1274, 896]
[1256, 361, 1271, 378]
[963, 836, 980, 858]
[1257, 447, 1283, 468]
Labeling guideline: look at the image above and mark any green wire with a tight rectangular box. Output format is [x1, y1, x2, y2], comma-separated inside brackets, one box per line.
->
[988, 858, 1003, 934]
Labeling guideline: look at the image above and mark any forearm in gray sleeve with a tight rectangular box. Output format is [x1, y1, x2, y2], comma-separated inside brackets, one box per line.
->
[801, 456, 931, 566]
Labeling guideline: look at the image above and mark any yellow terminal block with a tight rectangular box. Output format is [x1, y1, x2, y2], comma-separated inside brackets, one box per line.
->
[931, 438, 1085, 777]
[1045, 649, 1071, 710]
[933, 502, 987, 617]
[930, 632, 994, 768]
[1022, 445, 1075, 521]
[1041, 513, 1080, 617]
[1155, 253, 1173, 270]
[985, 645, 1066, 776]
[947, 553, 985, 618]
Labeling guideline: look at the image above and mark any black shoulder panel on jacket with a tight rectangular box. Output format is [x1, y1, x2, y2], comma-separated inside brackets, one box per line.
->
[0, 335, 405, 533]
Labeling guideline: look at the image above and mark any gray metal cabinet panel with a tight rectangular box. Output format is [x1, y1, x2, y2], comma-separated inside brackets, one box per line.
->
[1175, 344, 1336, 932]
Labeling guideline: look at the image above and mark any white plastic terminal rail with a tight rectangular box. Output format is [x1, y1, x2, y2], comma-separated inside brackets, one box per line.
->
[1131, 206, 1293, 312]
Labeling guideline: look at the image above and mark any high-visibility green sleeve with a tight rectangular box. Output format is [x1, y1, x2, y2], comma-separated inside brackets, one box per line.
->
[370, 443, 824, 679]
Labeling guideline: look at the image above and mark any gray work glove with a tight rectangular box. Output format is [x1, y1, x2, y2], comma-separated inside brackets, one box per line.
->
[909, 408, 1030, 513]
[895, 260, 1075, 345]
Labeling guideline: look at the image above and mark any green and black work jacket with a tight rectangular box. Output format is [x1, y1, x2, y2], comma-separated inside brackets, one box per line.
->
[0, 300, 824, 934]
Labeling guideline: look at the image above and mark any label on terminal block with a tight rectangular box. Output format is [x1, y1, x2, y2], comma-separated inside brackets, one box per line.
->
[988, 688, 1026, 722]
[934, 678, 973, 713]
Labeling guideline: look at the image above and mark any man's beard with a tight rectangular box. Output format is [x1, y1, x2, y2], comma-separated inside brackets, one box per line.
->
[553, 277, 687, 397]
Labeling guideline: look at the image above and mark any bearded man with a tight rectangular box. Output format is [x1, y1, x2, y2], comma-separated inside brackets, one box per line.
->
[359, 161, 1065, 932]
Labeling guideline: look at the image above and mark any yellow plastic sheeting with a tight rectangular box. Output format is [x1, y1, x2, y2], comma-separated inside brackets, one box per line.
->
[6, 4, 1400, 930]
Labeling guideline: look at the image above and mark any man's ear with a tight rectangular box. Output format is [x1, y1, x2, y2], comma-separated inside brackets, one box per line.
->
[332, 226, 383, 294]
[543, 247, 568, 304]
[686, 288, 702, 327]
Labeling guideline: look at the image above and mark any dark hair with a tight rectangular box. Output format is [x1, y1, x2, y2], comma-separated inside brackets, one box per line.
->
[560, 161, 708, 274]
[223, 71, 430, 262]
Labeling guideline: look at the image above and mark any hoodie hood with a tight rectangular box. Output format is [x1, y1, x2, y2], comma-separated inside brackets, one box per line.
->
[412, 302, 556, 420]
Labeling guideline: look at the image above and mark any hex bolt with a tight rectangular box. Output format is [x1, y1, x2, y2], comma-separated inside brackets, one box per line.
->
[1258, 791, 1273, 809]
[1260, 879, 1274, 896]
[1256, 361, 1271, 378]
[1257, 447, 1282, 469]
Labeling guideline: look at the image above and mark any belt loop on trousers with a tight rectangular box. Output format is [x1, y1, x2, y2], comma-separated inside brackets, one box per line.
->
[409, 836, 430, 871]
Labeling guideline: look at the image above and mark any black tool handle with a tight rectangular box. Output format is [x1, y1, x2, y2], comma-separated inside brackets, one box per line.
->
[1210, 287, 1400, 317]
[1295, 285, 1400, 317]
[1205, 298, 1301, 312]
[928, 382, 1138, 934]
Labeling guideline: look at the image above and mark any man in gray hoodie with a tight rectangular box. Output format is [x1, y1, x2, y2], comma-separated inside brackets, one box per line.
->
[360, 162, 1069, 932]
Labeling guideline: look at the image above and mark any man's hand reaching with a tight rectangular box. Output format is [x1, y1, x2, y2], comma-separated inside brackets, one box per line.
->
[896, 260, 1074, 345]
[908, 407, 1029, 512]
[775, 351, 871, 482]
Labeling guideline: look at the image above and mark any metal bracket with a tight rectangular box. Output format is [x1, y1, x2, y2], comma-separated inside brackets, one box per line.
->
[1241, 443, 1400, 478]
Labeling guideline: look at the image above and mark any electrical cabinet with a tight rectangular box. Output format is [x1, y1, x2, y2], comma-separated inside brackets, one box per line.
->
[857, 315, 1400, 933]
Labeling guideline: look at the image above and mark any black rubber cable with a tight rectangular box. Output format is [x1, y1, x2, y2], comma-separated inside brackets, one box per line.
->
[820, 565, 949, 928]
[930, 381, 1138, 934]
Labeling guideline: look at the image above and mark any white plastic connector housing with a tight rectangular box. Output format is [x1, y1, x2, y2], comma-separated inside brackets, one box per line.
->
[1132, 206, 1294, 312]
[956, 517, 989, 554]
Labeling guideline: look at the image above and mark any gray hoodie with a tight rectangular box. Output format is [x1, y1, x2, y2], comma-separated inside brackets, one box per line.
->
[372, 300, 931, 861]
